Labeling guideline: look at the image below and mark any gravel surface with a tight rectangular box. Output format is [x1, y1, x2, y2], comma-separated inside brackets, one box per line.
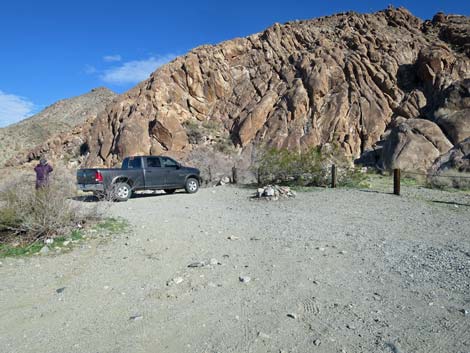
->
[0, 186, 469, 353]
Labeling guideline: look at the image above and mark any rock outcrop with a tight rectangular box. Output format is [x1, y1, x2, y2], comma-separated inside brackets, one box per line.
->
[81, 8, 469, 171]
[382, 119, 453, 172]
[431, 137, 470, 173]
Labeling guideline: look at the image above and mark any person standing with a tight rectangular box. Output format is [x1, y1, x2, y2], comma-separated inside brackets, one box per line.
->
[34, 158, 53, 189]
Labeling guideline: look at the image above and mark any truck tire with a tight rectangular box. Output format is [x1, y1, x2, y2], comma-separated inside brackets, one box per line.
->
[164, 189, 176, 194]
[112, 182, 132, 201]
[185, 178, 199, 194]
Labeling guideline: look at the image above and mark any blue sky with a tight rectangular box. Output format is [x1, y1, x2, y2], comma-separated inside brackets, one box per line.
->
[0, 0, 469, 127]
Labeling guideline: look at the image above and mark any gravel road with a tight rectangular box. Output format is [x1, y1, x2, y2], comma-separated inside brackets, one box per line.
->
[1, 186, 469, 353]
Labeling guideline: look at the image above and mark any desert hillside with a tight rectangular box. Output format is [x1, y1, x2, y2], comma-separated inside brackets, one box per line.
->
[0, 87, 116, 166]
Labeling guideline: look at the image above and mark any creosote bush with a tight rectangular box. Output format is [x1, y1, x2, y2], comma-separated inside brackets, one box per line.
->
[0, 168, 98, 244]
[256, 146, 367, 187]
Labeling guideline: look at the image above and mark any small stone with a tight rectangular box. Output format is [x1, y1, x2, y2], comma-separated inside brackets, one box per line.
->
[44, 238, 53, 245]
[460, 309, 469, 316]
[239, 276, 251, 283]
[56, 287, 66, 294]
[314, 339, 321, 346]
[209, 258, 219, 265]
[129, 314, 143, 321]
[287, 313, 297, 319]
[63, 241, 71, 246]
[339, 250, 347, 255]
[228, 236, 239, 240]
[316, 247, 325, 252]
[167, 277, 184, 286]
[346, 324, 356, 330]
[39, 246, 50, 255]
[258, 332, 270, 339]
[188, 261, 206, 268]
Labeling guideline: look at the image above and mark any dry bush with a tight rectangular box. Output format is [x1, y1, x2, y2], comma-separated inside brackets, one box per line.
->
[426, 170, 470, 190]
[0, 167, 99, 244]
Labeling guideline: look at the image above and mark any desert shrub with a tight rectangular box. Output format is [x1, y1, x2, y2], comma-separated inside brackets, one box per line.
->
[0, 169, 98, 244]
[426, 170, 470, 190]
[183, 120, 203, 144]
[256, 146, 367, 187]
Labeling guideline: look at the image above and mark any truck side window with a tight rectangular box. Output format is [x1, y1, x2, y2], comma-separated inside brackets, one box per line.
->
[127, 158, 142, 169]
[146, 157, 161, 168]
[161, 157, 178, 168]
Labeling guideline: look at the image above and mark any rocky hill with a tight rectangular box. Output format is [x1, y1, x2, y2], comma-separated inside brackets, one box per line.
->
[9, 8, 470, 176]
[1, 87, 116, 166]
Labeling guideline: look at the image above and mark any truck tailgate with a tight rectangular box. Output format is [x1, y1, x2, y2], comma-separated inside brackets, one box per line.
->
[77, 169, 99, 184]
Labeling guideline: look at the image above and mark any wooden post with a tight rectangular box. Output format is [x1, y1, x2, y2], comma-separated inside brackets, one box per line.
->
[393, 168, 401, 195]
[208, 166, 212, 186]
[232, 166, 238, 184]
[331, 164, 337, 188]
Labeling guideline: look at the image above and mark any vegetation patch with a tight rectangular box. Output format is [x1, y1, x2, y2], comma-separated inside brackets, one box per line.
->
[255, 146, 368, 188]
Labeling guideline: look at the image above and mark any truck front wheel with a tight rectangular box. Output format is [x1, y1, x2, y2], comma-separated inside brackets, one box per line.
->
[185, 178, 199, 194]
[112, 182, 132, 201]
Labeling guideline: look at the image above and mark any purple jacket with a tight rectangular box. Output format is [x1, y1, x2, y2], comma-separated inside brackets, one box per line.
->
[34, 164, 53, 188]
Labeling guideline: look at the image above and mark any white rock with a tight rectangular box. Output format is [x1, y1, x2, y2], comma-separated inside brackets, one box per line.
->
[209, 258, 218, 265]
[167, 277, 184, 286]
[258, 332, 271, 339]
[239, 276, 251, 283]
[39, 246, 50, 255]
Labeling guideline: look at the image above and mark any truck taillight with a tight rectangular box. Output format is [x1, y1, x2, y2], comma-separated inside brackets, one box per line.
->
[95, 171, 103, 183]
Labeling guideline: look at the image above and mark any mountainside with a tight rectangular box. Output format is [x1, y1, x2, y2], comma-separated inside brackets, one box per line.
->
[82, 7, 470, 173]
[9, 8, 470, 176]
[0, 87, 116, 166]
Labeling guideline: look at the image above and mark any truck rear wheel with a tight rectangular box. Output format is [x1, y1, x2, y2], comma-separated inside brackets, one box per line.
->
[112, 182, 132, 201]
[185, 178, 199, 194]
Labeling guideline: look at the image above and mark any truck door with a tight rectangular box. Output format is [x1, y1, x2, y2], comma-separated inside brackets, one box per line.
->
[144, 157, 166, 188]
[161, 157, 186, 187]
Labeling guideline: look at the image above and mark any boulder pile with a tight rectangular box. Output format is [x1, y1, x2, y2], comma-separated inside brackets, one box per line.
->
[254, 185, 296, 200]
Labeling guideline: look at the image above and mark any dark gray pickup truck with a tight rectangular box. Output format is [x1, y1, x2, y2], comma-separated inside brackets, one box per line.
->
[77, 156, 201, 201]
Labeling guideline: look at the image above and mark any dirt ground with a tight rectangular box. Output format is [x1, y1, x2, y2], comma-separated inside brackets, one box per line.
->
[1, 185, 469, 353]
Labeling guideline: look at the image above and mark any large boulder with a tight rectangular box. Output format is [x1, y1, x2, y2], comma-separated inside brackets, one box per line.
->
[431, 137, 470, 173]
[432, 79, 470, 144]
[382, 119, 453, 172]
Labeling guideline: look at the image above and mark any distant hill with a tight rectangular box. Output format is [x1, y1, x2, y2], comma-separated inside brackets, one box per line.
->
[0, 87, 116, 166]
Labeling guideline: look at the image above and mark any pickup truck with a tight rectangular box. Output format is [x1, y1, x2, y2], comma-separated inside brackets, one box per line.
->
[76, 156, 201, 201]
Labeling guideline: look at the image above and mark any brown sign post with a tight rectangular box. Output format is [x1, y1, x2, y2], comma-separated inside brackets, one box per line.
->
[393, 168, 401, 195]
[331, 164, 337, 188]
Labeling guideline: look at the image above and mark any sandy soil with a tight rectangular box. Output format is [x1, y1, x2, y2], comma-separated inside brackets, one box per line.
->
[1, 186, 469, 353]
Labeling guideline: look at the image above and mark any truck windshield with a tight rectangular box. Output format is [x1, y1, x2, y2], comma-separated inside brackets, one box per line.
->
[122, 157, 142, 169]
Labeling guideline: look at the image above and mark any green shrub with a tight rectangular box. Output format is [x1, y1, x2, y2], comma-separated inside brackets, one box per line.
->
[256, 146, 367, 187]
